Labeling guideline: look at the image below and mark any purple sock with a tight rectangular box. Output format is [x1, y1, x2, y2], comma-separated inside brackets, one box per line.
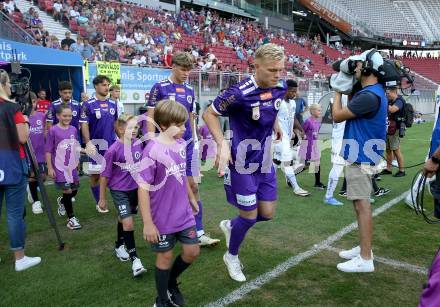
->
[195, 201, 204, 232]
[256, 214, 271, 223]
[91, 185, 100, 204]
[229, 216, 256, 256]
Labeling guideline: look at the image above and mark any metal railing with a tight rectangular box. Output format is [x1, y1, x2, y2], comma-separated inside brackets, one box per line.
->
[0, 11, 39, 45]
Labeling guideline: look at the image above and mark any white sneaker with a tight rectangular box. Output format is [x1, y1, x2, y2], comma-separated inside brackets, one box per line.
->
[115, 245, 130, 262]
[337, 255, 375, 273]
[32, 201, 43, 214]
[339, 246, 374, 260]
[132, 258, 147, 277]
[27, 186, 34, 204]
[96, 205, 109, 213]
[294, 187, 310, 197]
[67, 217, 82, 230]
[198, 234, 220, 247]
[72, 197, 76, 203]
[223, 252, 246, 282]
[15, 256, 41, 272]
[57, 197, 66, 216]
[219, 220, 232, 249]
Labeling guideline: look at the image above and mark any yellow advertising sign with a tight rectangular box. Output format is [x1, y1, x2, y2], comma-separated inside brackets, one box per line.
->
[96, 61, 121, 86]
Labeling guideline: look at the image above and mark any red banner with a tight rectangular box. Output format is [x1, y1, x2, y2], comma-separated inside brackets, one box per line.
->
[298, 0, 352, 34]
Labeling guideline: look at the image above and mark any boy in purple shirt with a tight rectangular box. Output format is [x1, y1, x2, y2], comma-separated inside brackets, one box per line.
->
[146, 51, 219, 247]
[80, 75, 118, 213]
[203, 44, 286, 282]
[138, 99, 200, 307]
[299, 104, 326, 189]
[99, 114, 147, 277]
[46, 81, 81, 132]
[45, 105, 82, 230]
[28, 95, 46, 214]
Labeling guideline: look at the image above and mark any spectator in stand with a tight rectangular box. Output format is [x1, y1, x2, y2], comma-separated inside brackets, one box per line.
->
[1, 3, 10, 15]
[69, 6, 80, 20]
[3, 0, 16, 14]
[163, 50, 173, 68]
[30, 12, 43, 36]
[70, 37, 84, 55]
[132, 53, 146, 65]
[36, 89, 51, 113]
[104, 42, 120, 62]
[53, 0, 63, 22]
[164, 40, 173, 55]
[116, 30, 128, 45]
[61, 32, 75, 49]
[81, 38, 96, 61]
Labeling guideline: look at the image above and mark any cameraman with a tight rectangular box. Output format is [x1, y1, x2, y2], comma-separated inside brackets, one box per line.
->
[381, 86, 405, 177]
[332, 52, 387, 273]
[0, 69, 41, 271]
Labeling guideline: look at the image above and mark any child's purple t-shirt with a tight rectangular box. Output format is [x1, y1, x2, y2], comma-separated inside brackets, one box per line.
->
[45, 125, 80, 183]
[101, 140, 143, 191]
[29, 112, 46, 163]
[140, 138, 195, 234]
[300, 117, 321, 161]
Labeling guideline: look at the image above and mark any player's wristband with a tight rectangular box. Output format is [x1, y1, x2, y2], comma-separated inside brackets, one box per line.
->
[431, 156, 440, 164]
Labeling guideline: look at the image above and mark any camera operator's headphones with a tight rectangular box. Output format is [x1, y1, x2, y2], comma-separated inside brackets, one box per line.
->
[361, 49, 383, 76]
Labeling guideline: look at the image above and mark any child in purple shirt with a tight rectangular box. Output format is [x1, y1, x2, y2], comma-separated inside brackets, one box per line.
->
[99, 114, 147, 277]
[45, 105, 82, 230]
[299, 103, 326, 189]
[28, 96, 46, 215]
[138, 99, 199, 307]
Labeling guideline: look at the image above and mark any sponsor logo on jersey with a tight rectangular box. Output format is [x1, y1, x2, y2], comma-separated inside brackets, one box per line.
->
[176, 87, 185, 93]
[236, 194, 257, 207]
[72, 110, 77, 117]
[110, 108, 115, 115]
[100, 103, 108, 108]
[260, 92, 273, 100]
[274, 98, 282, 110]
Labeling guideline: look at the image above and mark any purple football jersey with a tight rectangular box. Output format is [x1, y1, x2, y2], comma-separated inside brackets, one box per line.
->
[29, 112, 46, 163]
[101, 140, 143, 191]
[45, 125, 80, 183]
[139, 138, 195, 234]
[79, 97, 118, 149]
[46, 99, 81, 131]
[147, 78, 195, 141]
[212, 76, 287, 172]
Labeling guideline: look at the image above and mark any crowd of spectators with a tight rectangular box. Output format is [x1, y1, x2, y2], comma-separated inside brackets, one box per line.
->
[5, 0, 360, 77]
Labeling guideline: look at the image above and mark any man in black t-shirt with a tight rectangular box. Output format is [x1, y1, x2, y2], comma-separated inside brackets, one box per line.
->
[382, 87, 405, 177]
[61, 31, 75, 49]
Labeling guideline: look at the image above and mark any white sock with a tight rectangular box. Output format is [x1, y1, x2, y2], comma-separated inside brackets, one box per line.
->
[325, 164, 344, 199]
[283, 165, 299, 189]
[227, 252, 238, 260]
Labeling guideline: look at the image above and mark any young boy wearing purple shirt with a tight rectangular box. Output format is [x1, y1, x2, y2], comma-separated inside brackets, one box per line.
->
[28, 96, 46, 215]
[45, 105, 82, 230]
[139, 99, 200, 307]
[99, 114, 147, 277]
[146, 51, 219, 247]
[80, 75, 118, 213]
[203, 44, 286, 282]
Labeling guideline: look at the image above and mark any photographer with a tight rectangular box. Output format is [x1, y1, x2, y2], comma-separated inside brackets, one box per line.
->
[381, 86, 405, 177]
[332, 50, 387, 273]
[0, 69, 41, 271]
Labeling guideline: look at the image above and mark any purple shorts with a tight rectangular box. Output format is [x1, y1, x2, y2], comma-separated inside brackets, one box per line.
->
[186, 142, 200, 177]
[224, 166, 277, 211]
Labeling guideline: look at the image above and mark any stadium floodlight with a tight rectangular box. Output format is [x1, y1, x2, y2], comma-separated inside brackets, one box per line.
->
[292, 10, 307, 17]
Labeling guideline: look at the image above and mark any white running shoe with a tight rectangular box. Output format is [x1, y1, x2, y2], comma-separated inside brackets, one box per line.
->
[223, 252, 246, 282]
[32, 201, 43, 214]
[27, 186, 34, 204]
[96, 205, 109, 213]
[198, 234, 220, 247]
[337, 255, 374, 273]
[339, 246, 373, 260]
[219, 220, 232, 249]
[57, 196, 66, 216]
[72, 197, 76, 203]
[67, 217, 82, 230]
[115, 245, 130, 262]
[15, 256, 41, 272]
[132, 258, 147, 277]
[294, 187, 310, 197]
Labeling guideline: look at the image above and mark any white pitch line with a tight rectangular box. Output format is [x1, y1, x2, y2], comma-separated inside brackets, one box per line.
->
[205, 192, 409, 307]
[325, 246, 428, 275]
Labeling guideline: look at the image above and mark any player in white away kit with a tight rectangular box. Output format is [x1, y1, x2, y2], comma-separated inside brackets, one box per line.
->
[273, 79, 309, 196]
[324, 95, 348, 206]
